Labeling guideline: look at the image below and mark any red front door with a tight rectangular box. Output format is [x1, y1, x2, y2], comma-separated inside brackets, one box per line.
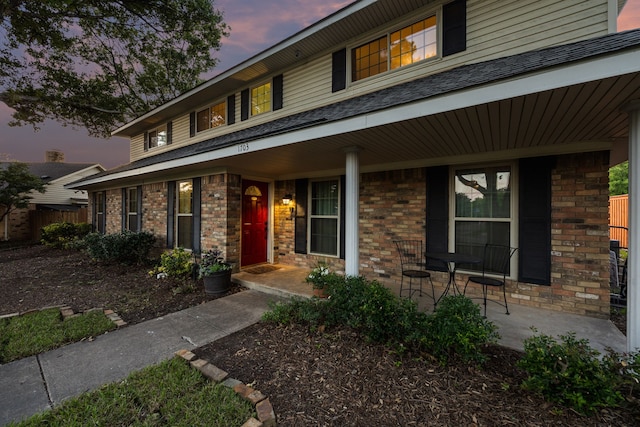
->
[241, 180, 268, 267]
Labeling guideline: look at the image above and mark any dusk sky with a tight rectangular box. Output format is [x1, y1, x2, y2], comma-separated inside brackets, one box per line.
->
[1, 0, 639, 169]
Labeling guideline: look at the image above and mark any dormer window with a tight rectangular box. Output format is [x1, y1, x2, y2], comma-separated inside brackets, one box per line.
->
[352, 15, 438, 82]
[196, 101, 226, 132]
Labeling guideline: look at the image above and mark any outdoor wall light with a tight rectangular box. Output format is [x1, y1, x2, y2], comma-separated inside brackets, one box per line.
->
[282, 194, 294, 220]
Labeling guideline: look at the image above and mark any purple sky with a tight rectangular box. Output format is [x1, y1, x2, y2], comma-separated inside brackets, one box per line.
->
[0, 0, 638, 169]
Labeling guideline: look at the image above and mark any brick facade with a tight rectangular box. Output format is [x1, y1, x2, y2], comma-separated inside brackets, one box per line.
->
[86, 151, 612, 318]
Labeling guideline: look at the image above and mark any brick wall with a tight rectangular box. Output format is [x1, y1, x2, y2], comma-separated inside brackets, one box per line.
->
[201, 173, 242, 267]
[105, 189, 121, 234]
[142, 182, 168, 247]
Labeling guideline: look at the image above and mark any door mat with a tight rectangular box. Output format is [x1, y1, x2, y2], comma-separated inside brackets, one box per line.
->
[244, 265, 282, 274]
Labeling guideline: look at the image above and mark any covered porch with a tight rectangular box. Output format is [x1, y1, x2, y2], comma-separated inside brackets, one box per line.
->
[231, 265, 626, 354]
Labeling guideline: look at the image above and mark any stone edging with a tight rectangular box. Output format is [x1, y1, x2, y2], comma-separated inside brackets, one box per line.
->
[0, 305, 127, 329]
[175, 349, 276, 427]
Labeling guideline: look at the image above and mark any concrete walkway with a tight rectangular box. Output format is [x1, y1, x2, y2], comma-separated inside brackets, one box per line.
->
[0, 290, 282, 426]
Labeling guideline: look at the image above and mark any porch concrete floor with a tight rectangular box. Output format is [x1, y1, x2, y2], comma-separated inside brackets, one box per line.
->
[232, 265, 627, 354]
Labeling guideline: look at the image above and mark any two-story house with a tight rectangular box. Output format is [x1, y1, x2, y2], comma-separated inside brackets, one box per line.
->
[68, 0, 640, 350]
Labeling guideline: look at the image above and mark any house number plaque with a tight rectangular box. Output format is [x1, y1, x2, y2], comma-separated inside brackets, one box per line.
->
[237, 143, 250, 153]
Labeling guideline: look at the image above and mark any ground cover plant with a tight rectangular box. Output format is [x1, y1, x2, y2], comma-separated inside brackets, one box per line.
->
[1, 244, 639, 425]
[0, 308, 115, 363]
[9, 357, 255, 427]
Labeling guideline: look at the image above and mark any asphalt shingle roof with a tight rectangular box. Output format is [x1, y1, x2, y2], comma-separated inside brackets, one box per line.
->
[78, 28, 640, 184]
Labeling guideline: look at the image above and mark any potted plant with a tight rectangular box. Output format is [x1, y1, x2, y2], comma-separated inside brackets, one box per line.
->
[199, 248, 233, 295]
[306, 262, 342, 298]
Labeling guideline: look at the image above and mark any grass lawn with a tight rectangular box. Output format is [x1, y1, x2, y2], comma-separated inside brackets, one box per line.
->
[9, 357, 256, 427]
[0, 308, 116, 363]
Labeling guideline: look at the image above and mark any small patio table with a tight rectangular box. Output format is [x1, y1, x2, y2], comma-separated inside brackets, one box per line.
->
[425, 252, 482, 305]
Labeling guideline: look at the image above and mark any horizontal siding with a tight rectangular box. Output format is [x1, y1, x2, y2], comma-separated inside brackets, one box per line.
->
[129, 0, 612, 163]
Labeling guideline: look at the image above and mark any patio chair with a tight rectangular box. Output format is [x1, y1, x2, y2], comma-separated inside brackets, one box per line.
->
[463, 244, 517, 317]
[394, 240, 436, 303]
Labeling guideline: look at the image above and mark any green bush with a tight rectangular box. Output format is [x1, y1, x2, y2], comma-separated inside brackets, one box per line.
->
[82, 231, 156, 264]
[149, 247, 194, 280]
[518, 332, 623, 414]
[262, 276, 496, 365]
[41, 222, 92, 249]
[418, 295, 499, 364]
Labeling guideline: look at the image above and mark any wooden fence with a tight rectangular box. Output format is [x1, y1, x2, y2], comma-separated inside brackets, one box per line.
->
[29, 208, 88, 241]
[609, 194, 628, 248]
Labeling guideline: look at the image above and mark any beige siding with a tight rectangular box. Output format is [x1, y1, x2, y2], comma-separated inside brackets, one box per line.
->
[129, 0, 612, 162]
[30, 166, 103, 205]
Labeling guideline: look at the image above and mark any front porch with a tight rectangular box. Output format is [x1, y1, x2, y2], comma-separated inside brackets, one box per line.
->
[232, 265, 626, 354]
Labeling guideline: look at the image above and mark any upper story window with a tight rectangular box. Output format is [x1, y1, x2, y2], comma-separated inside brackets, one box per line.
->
[352, 15, 437, 82]
[196, 101, 226, 132]
[251, 82, 271, 116]
[149, 124, 168, 148]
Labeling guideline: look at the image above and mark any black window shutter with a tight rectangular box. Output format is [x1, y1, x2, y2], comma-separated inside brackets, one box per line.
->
[136, 185, 143, 231]
[143, 131, 149, 151]
[189, 112, 196, 137]
[167, 181, 175, 248]
[519, 156, 553, 285]
[442, 0, 467, 57]
[241, 89, 250, 121]
[166, 121, 172, 145]
[121, 188, 127, 230]
[273, 74, 283, 111]
[332, 48, 347, 92]
[425, 166, 449, 271]
[192, 177, 201, 254]
[227, 95, 236, 125]
[294, 178, 308, 254]
[339, 175, 346, 259]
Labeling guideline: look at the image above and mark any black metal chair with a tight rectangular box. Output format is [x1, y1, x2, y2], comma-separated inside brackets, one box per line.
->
[463, 244, 517, 317]
[394, 240, 436, 303]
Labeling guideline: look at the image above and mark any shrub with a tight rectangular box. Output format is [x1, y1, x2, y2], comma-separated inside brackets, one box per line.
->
[41, 222, 92, 249]
[418, 295, 499, 365]
[83, 231, 156, 264]
[150, 247, 194, 280]
[518, 332, 623, 414]
[263, 276, 495, 365]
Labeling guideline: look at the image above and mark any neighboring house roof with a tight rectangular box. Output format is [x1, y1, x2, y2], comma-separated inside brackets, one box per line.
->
[25, 162, 103, 183]
[70, 28, 640, 188]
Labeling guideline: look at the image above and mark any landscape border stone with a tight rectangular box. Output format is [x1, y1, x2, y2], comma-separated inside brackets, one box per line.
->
[175, 349, 277, 427]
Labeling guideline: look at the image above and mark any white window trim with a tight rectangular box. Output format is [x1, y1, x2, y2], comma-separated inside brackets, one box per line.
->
[308, 178, 341, 257]
[251, 81, 272, 117]
[448, 162, 519, 279]
[176, 180, 193, 249]
[148, 124, 168, 149]
[126, 187, 138, 232]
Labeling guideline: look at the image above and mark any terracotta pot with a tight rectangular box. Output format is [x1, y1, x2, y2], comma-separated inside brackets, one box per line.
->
[203, 269, 232, 295]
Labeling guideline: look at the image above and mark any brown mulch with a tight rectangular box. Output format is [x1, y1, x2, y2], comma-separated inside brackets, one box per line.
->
[1, 244, 638, 425]
[0, 244, 242, 324]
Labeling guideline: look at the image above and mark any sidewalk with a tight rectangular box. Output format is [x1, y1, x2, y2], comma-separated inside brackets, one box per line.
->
[0, 290, 281, 426]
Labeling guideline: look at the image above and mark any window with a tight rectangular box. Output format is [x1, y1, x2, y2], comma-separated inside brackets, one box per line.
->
[251, 82, 271, 116]
[126, 187, 139, 232]
[95, 192, 105, 234]
[452, 165, 513, 272]
[196, 101, 226, 132]
[176, 180, 193, 249]
[149, 124, 168, 148]
[352, 15, 437, 82]
[309, 179, 340, 256]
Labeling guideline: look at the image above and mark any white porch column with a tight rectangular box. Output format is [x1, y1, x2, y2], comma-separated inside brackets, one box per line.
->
[627, 100, 640, 352]
[344, 146, 361, 277]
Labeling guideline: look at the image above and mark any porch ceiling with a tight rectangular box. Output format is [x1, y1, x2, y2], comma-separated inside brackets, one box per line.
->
[204, 72, 640, 180]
